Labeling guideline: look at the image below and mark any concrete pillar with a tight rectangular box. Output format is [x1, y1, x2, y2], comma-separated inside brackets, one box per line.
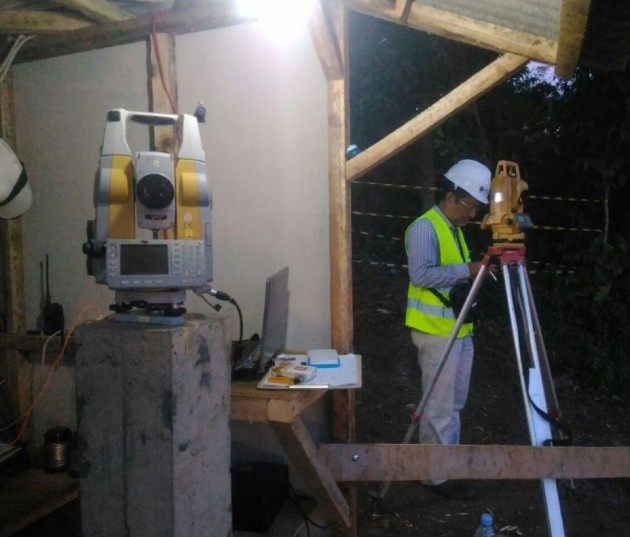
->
[75, 315, 232, 537]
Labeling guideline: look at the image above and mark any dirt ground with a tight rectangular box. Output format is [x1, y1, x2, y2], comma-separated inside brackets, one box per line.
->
[352, 263, 630, 537]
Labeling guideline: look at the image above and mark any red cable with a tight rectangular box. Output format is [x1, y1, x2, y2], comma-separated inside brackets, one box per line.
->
[151, 14, 177, 114]
[8, 306, 102, 446]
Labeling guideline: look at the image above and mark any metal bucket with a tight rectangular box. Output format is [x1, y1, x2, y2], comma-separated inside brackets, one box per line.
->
[44, 426, 72, 472]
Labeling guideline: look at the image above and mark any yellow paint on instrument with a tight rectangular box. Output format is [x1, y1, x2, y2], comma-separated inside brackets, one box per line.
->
[175, 159, 202, 240]
[108, 155, 135, 238]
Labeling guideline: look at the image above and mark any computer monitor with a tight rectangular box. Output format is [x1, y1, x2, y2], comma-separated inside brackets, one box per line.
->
[258, 266, 289, 373]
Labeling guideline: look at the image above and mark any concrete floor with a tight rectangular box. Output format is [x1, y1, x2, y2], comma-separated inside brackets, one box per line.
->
[10, 498, 330, 537]
[12, 500, 81, 537]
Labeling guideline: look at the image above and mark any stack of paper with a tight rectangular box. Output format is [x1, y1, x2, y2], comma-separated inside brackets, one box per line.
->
[258, 354, 361, 390]
[270, 362, 317, 382]
[307, 349, 340, 368]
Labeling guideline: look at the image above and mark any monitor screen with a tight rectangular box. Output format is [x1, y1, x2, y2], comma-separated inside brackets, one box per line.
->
[258, 267, 290, 373]
[120, 244, 169, 275]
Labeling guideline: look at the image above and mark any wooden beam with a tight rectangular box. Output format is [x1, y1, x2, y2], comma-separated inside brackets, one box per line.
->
[0, 9, 93, 33]
[146, 32, 178, 152]
[327, 0, 356, 459]
[327, 1, 352, 356]
[392, 0, 413, 22]
[555, 0, 592, 78]
[327, 3, 357, 534]
[345, 0, 558, 65]
[230, 381, 327, 423]
[0, 72, 31, 440]
[308, 0, 344, 80]
[0, 74, 26, 334]
[268, 415, 351, 528]
[15, 1, 255, 64]
[346, 53, 528, 181]
[51, 0, 134, 23]
[0, 333, 72, 354]
[328, 82, 353, 347]
[319, 443, 630, 481]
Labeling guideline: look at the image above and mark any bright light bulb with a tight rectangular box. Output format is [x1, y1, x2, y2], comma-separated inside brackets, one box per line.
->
[238, 0, 315, 42]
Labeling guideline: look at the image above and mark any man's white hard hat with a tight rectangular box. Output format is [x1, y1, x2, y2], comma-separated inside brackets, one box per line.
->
[444, 159, 491, 204]
[0, 138, 32, 219]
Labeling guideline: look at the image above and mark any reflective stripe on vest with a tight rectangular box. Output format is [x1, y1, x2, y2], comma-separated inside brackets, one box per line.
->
[405, 207, 472, 338]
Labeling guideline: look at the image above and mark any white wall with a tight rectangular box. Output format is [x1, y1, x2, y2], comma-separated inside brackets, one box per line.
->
[13, 21, 330, 351]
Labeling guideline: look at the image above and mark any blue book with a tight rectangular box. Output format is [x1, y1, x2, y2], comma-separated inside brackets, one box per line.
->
[307, 349, 340, 368]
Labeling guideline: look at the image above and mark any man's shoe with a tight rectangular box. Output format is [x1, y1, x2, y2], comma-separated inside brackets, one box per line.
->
[425, 480, 476, 500]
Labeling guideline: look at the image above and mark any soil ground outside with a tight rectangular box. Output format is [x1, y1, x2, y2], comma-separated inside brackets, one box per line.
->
[353, 263, 630, 537]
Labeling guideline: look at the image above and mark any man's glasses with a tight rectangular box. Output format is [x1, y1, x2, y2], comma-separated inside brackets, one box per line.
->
[457, 198, 478, 211]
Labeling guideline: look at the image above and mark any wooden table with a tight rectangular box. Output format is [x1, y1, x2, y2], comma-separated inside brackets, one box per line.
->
[0, 369, 352, 534]
[231, 380, 351, 529]
[0, 468, 79, 537]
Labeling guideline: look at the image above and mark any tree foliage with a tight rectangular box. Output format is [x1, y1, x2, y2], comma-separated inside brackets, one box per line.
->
[349, 13, 630, 398]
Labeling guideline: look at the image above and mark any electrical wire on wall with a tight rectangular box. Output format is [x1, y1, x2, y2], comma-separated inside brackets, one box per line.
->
[0, 35, 35, 85]
[151, 14, 177, 114]
[1, 306, 103, 446]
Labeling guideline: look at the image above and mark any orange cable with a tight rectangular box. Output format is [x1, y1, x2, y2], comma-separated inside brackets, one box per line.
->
[151, 14, 177, 114]
[8, 306, 102, 445]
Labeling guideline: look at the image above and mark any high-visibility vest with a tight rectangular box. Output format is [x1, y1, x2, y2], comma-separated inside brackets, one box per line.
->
[405, 207, 473, 338]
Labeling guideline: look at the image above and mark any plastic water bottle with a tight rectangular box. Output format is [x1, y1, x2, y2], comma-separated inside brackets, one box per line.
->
[473, 513, 495, 537]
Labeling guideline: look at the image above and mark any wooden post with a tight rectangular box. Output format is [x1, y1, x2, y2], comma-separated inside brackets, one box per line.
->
[311, 1, 358, 535]
[0, 71, 31, 439]
[146, 29, 178, 150]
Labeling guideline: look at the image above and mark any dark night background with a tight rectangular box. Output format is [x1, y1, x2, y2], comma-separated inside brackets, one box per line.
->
[349, 11, 630, 537]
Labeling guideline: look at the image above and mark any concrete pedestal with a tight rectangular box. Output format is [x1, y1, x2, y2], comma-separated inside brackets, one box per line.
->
[75, 315, 232, 537]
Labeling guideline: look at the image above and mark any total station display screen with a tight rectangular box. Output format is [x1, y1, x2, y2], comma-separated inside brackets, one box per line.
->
[120, 244, 169, 275]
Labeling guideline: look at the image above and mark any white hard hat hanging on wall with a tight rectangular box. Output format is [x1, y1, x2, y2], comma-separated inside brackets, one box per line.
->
[0, 138, 32, 219]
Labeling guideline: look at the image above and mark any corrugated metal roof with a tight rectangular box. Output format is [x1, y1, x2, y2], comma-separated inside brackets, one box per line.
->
[418, 0, 561, 39]
[0, 0, 628, 74]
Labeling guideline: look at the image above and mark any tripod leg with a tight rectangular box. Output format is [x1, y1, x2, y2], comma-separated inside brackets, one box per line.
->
[374, 255, 491, 499]
[502, 264, 536, 429]
[506, 264, 566, 537]
[521, 268, 561, 419]
[409, 257, 489, 420]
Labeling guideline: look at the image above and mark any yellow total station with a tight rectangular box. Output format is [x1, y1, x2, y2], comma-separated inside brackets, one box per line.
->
[481, 160, 530, 243]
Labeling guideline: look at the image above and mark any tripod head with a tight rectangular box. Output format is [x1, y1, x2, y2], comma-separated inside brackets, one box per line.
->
[481, 160, 533, 243]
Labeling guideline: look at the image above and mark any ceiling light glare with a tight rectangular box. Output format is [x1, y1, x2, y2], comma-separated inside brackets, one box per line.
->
[238, 0, 315, 42]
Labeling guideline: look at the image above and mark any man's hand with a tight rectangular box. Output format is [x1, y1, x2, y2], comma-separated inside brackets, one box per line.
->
[468, 261, 499, 278]
[468, 261, 484, 277]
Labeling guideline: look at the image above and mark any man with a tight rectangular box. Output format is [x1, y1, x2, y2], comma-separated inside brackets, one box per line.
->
[405, 159, 492, 500]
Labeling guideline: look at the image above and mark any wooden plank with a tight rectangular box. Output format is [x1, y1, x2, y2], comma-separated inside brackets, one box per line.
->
[0, 10, 93, 33]
[52, 0, 134, 23]
[555, 0, 592, 78]
[268, 415, 351, 528]
[346, 53, 528, 181]
[0, 73, 31, 437]
[266, 391, 330, 423]
[328, 77, 353, 347]
[0, 333, 72, 355]
[392, 0, 413, 22]
[230, 396, 269, 422]
[0, 467, 79, 537]
[326, 4, 357, 534]
[327, 3, 352, 355]
[15, 1, 255, 64]
[230, 381, 326, 423]
[308, 0, 344, 80]
[146, 32, 178, 151]
[318, 443, 630, 481]
[345, 0, 558, 65]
